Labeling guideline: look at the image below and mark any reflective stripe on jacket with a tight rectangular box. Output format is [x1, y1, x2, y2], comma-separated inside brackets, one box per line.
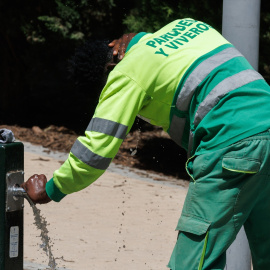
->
[48, 18, 270, 201]
[168, 45, 264, 156]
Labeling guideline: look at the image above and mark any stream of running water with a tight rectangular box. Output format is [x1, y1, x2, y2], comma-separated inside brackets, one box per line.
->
[31, 204, 57, 270]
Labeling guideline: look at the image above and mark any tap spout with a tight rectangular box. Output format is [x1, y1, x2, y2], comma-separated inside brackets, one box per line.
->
[12, 184, 35, 207]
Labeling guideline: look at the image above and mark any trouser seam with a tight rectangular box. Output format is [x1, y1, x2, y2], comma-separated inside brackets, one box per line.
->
[232, 176, 253, 232]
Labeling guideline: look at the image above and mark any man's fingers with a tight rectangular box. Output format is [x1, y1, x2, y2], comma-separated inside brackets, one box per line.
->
[38, 174, 47, 181]
[19, 174, 49, 204]
[109, 33, 137, 61]
[113, 42, 121, 56]
[109, 39, 121, 56]
[108, 39, 117, 47]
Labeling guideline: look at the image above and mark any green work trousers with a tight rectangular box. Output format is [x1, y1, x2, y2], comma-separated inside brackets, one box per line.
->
[168, 130, 270, 270]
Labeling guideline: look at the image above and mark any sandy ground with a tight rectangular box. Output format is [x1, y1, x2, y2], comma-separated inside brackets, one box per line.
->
[23, 150, 188, 270]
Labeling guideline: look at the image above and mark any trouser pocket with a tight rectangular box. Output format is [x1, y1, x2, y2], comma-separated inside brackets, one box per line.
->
[168, 215, 211, 270]
[222, 155, 261, 174]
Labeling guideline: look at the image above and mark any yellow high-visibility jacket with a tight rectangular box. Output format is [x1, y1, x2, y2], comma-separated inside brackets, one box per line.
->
[46, 19, 270, 202]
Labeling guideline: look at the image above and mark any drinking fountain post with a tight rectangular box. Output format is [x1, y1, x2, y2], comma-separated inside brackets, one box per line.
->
[0, 141, 24, 270]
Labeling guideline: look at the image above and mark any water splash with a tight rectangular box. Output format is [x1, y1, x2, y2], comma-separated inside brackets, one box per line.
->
[130, 149, 137, 156]
[31, 204, 57, 270]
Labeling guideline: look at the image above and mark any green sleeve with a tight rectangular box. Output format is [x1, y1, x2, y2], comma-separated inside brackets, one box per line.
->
[51, 71, 149, 198]
[46, 177, 66, 202]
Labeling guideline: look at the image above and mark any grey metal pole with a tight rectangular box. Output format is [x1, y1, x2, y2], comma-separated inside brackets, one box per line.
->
[225, 227, 251, 270]
[222, 0, 261, 269]
[222, 0, 261, 71]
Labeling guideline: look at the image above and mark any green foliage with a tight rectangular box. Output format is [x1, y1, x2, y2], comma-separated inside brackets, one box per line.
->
[1, 0, 270, 130]
[123, 0, 222, 33]
[0, 0, 128, 131]
[20, 0, 118, 43]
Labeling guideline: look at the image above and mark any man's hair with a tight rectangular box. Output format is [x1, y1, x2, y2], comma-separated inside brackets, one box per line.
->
[69, 39, 113, 91]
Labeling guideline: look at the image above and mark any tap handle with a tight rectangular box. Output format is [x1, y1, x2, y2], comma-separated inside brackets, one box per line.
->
[12, 184, 35, 207]
[12, 185, 27, 197]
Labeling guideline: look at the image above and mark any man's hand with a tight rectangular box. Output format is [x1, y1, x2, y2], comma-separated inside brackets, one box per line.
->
[21, 174, 51, 204]
[108, 33, 137, 62]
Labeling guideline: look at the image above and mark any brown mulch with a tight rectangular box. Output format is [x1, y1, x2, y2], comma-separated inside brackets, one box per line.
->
[0, 124, 189, 183]
[1, 125, 78, 152]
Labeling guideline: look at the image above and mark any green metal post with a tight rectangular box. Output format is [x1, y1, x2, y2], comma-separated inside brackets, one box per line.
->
[0, 142, 24, 270]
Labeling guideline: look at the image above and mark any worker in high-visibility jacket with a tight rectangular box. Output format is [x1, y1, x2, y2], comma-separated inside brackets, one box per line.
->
[23, 18, 270, 269]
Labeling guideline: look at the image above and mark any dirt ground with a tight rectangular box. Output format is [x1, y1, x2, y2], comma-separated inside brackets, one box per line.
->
[1, 125, 252, 269]
[23, 150, 188, 270]
[0, 124, 190, 269]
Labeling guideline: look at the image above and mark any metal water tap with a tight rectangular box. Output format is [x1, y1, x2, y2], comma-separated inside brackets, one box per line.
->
[12, 184, 35, 207]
